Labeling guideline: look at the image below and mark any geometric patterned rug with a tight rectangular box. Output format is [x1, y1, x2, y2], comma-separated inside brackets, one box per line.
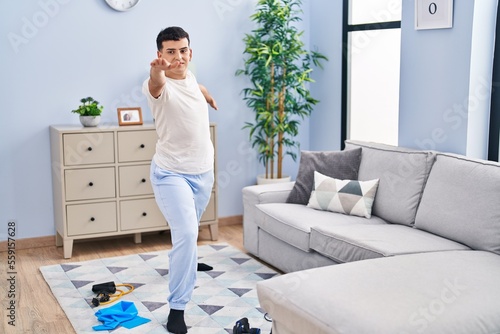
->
[39, 244, 276, 334]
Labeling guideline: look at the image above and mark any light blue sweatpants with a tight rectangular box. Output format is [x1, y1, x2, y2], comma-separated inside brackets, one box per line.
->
[150, 160, 214, 310]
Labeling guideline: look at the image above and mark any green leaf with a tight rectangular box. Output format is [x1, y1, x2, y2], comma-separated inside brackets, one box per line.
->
[71, 96, 103, 116]
[236, 0, 328, 175]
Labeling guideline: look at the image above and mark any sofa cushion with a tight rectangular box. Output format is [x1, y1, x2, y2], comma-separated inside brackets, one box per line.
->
[307, 171, 379, 218]
[310, 224, 470, 263]
[286, 148, 362, 205]
[415, 153, 500, 255]
[345, 140, 435, 226]
[258, 229, 339, 273]
[255, 203, 386, 252]
[242, 182, 295, 256]
[257, 251, 500, 334]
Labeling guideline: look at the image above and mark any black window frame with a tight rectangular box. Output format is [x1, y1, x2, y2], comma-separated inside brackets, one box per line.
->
[342, 1, 499, 160]
[488, 4, 500, 161]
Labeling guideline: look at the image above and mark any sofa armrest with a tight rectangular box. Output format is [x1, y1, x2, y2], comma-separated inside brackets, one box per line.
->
[242, 182, 295, 256]
[243, 182, 295, 205]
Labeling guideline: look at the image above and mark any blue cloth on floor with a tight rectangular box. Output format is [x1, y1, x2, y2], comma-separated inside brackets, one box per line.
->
[92, 301, 150, 331]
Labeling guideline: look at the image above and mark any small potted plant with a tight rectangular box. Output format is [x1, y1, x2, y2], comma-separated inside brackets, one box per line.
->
[71, 97, 104, 127]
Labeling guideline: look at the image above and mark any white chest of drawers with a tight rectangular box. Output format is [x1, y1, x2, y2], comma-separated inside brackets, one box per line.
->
[50, 123, 218, 258]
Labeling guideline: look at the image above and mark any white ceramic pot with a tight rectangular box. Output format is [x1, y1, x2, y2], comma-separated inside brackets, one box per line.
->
[256, 174, 291, 185]
[79, 115, 101, 127]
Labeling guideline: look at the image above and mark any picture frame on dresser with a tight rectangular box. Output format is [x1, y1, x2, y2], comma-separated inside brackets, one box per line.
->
[118, 107, 143, 125]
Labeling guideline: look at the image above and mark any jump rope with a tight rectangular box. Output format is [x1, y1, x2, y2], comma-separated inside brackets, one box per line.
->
[91, 282, 135, 307]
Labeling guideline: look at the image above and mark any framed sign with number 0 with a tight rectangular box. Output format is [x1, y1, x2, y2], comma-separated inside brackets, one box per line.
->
[415, 0, 453, 30]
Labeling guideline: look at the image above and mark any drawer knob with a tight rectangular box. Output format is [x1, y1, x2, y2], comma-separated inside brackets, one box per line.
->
[90, 217, 95, 222]
[87, 147, 93, 151]
[140, 144, 145, 148]
[141, 178, 146, 183]
[142, 212, 147, 217]
[89, 182, 94, 187]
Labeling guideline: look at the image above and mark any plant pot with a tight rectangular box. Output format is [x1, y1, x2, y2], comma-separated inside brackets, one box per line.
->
[79, 115, 101, 127]
[256, 174, 291, 185]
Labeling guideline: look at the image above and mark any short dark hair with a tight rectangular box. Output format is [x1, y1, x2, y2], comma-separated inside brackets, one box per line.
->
[156, 26, 190, 51]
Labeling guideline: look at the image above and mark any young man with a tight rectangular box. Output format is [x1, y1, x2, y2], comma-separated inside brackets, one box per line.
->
[142, 26, 217, 334]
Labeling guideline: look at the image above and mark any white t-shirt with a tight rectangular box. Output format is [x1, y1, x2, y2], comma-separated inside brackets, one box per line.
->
[142, 70, 214, 174]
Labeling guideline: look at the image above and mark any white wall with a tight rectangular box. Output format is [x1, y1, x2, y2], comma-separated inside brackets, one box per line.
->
[466, 0, 498, 158]
[2, 0, 497, 240]
[1, 0, 313, 239]
[309, 0, 498, 158]
[398, 0, 498, 157]
[309, 0, 344, 151]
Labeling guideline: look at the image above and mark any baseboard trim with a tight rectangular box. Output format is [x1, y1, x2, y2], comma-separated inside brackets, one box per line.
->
[0, 215, 243, 251]
[0, 235, 55, 251]
[218, 215, 242, 226]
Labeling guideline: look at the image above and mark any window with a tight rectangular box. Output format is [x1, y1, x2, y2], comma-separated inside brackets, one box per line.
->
[342, 0, 402, 146]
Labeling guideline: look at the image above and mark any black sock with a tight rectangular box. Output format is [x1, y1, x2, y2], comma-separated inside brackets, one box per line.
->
[166, 309, 187, 334]
[197, 263, 213, 271]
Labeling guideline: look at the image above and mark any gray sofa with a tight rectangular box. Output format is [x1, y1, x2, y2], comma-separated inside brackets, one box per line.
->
[242, 140, 500, 334]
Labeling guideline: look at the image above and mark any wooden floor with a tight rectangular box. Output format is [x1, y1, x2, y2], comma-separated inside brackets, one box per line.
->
[1, 224, 245, 334]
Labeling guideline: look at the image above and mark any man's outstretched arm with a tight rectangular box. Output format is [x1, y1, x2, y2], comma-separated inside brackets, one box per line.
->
[199, 84, 218, 110]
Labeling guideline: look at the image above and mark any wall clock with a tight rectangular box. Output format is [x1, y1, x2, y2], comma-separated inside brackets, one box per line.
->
[105, 0, 140, 12]
[415, 0, 453, 30]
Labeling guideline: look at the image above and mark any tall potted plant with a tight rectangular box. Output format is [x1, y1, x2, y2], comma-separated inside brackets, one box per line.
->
[237, 0, 327, 183]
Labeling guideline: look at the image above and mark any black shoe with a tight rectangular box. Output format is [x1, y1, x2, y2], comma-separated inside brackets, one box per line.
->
[233, 317, 250, 333]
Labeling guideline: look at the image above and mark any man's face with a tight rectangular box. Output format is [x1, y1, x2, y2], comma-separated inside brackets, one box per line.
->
[157, 38, 192, 77]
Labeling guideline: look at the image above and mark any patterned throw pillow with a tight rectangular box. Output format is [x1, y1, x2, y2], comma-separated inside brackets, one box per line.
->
[307, 171, 379, 218]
